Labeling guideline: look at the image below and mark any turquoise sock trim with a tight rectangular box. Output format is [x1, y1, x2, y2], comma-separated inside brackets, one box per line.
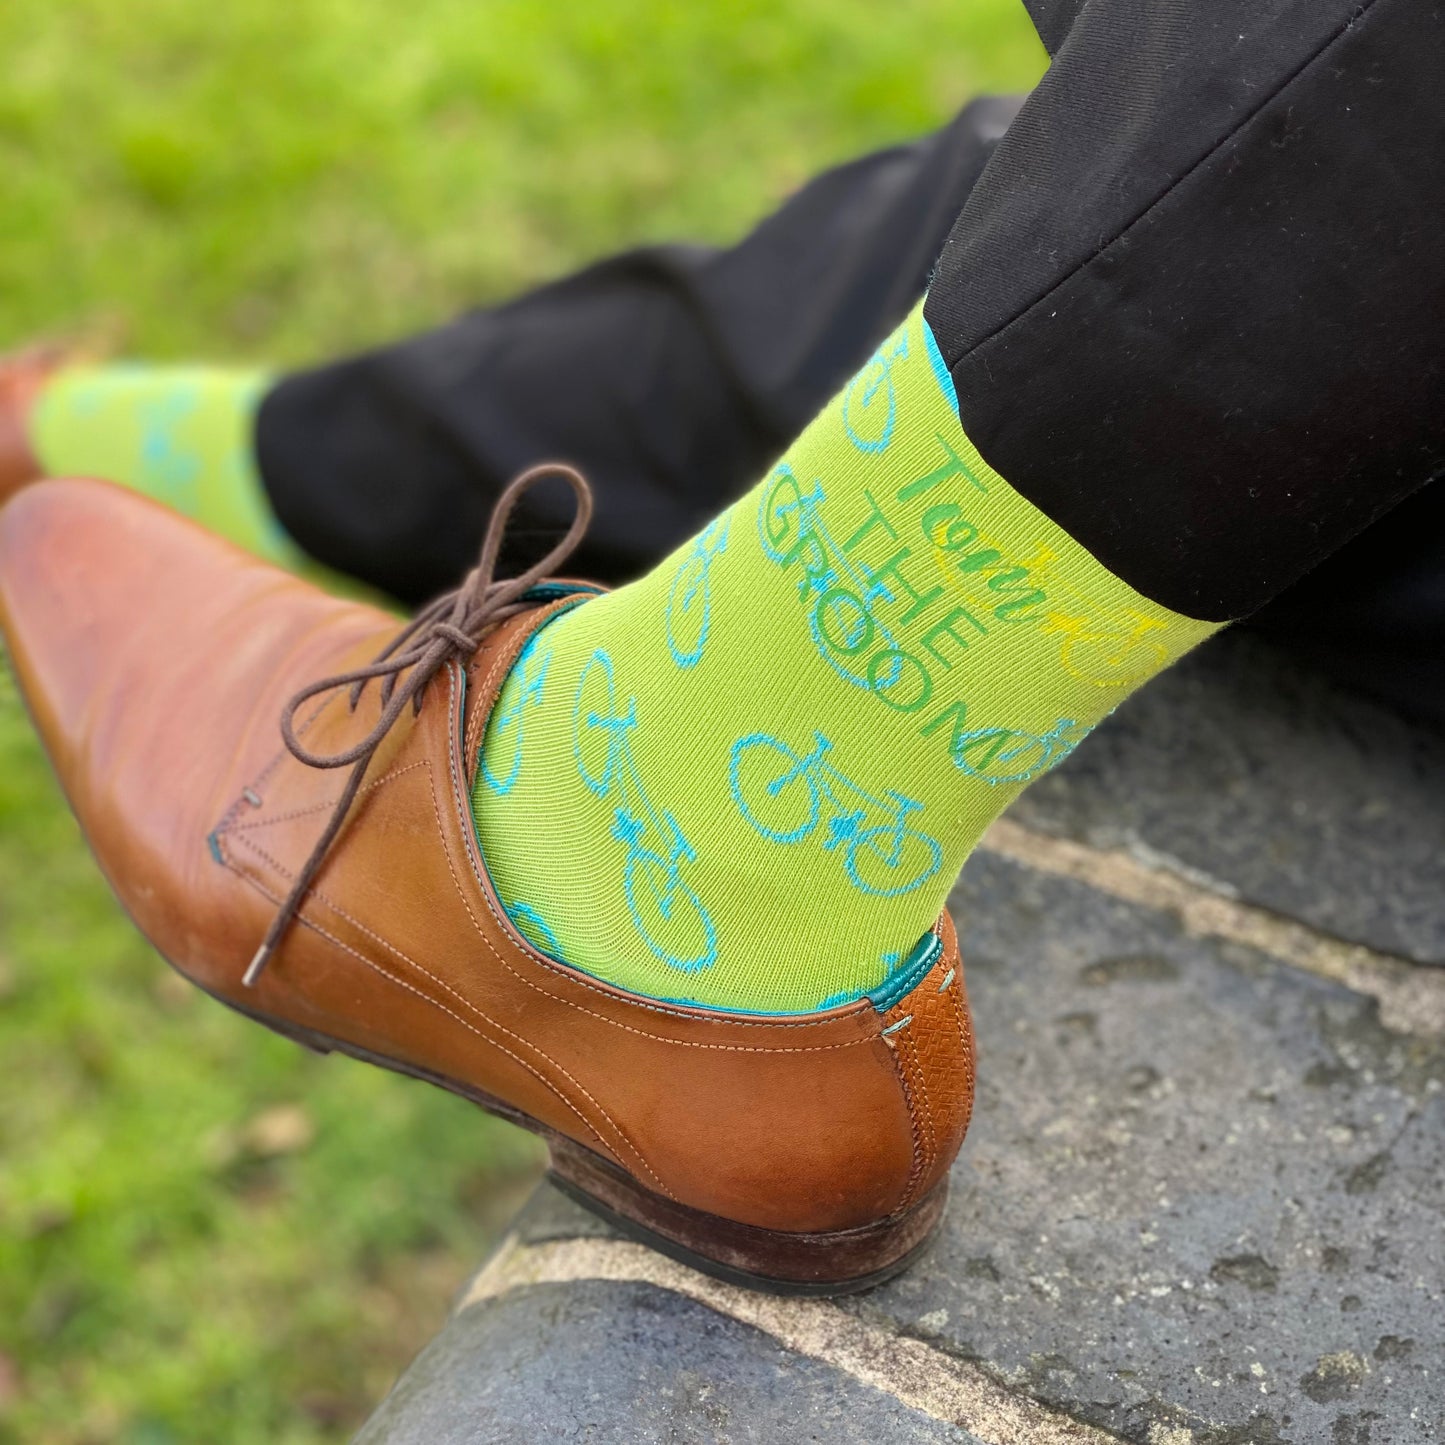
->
[866, 931, 943, 1012]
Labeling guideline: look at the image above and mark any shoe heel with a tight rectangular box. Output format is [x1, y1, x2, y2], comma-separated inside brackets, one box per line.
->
[546, 1135, 946, 1297]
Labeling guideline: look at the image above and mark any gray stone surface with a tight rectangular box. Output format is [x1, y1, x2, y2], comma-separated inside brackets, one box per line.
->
[1012, 632, 1445, 966]
[355, 1279, 984, 1445]
[870, 851, 1444, 1443]
[360, 645, 1444, 1443]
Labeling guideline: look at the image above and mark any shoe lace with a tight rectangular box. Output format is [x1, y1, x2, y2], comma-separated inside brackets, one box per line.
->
[243, 461, 594, 987]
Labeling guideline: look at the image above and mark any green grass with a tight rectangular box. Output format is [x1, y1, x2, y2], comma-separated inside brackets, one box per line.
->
[0, 4, 1044, 1440]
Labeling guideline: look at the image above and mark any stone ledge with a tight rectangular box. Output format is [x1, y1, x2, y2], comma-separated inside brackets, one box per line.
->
[358, 648, 1443, 1444]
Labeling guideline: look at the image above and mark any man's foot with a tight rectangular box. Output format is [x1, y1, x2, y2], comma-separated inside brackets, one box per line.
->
[0, 471, 975, 1294]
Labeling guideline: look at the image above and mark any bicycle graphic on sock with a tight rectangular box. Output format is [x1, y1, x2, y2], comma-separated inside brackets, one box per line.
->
[1015, 544, 1173, 687]
[573, 650, 717, 971]
[842, 330, 909, 454]
[480, 638, 551, 794]
[137, 386, 203, 508]
[507, 900, 562, 954]
[758, 466, 915, 692]
[949, 716, 1090, 786]
[730, 730, 941, 897]
[666, 514, 730, 668]
[1044, 610, 1170, 688]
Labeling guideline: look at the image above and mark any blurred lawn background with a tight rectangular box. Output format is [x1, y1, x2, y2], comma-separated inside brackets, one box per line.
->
[0, 3, 1044, 1440]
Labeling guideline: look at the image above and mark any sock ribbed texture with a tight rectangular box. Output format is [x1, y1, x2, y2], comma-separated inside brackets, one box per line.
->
[31, 364, 298, 566]
[474, 300, 1219, 1013]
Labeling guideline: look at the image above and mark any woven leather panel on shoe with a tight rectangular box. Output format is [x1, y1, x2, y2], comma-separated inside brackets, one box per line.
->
[883, 938, 974, 1208]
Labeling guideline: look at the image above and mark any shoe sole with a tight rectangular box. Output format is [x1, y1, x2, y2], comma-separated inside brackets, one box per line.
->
[188, 972, 946, 1296]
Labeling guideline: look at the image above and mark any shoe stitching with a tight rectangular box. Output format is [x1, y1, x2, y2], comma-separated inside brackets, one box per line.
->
[217, 835, 623, 1172]
[949, 967, 976, 1125]
[462, 645, 504, 774]
[947, 950, 971, 1075]
[463, 624, 531, 785]
[212, 684, 348, 841]
[926, 936, 972, 1158]
[905, 1023, 938, 1205]
[224, 823, 670, 1198]
[442, 659, 886, 1040]
[938, 926, 973, 1077]
[224, 761, 429, 833]
[913, 1025, 940, 1208]
[887, 1021, 927, 1214]
[211, 613, 404, 843]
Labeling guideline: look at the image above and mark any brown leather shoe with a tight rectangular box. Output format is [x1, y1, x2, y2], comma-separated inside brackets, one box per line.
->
[0, 345, 62, 505]
[0, 470, 976, 1294]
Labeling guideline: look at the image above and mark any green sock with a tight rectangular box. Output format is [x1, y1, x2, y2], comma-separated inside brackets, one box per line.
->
[30, 364, 300, 566]
[474, 299, 1219, 1013]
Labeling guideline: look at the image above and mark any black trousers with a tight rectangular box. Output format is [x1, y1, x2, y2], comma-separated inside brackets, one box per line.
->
[257, 1, 1445, 717]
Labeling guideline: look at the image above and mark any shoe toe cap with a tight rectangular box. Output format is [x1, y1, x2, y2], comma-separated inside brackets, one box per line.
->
[0, 478, 391, 947]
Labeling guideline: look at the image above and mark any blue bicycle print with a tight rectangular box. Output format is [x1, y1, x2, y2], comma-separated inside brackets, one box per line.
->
[666, 515, 730, 667]
[480, 638, 551, 794]
[951, 717, 1089, 785]
[572, 650, 717, 971]
[507, 900, 561, 954]
[730, 730, 941, 898]
[138, 388, 203, 508]
[757, 466, 911, 691]
[842, 330, 909, 454]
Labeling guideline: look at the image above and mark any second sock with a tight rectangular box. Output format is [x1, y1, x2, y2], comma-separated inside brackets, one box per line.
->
[31, 364, 298, 566]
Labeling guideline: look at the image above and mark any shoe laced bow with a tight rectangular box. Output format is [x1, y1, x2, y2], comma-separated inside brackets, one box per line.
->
[243, 462, 593, 986]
